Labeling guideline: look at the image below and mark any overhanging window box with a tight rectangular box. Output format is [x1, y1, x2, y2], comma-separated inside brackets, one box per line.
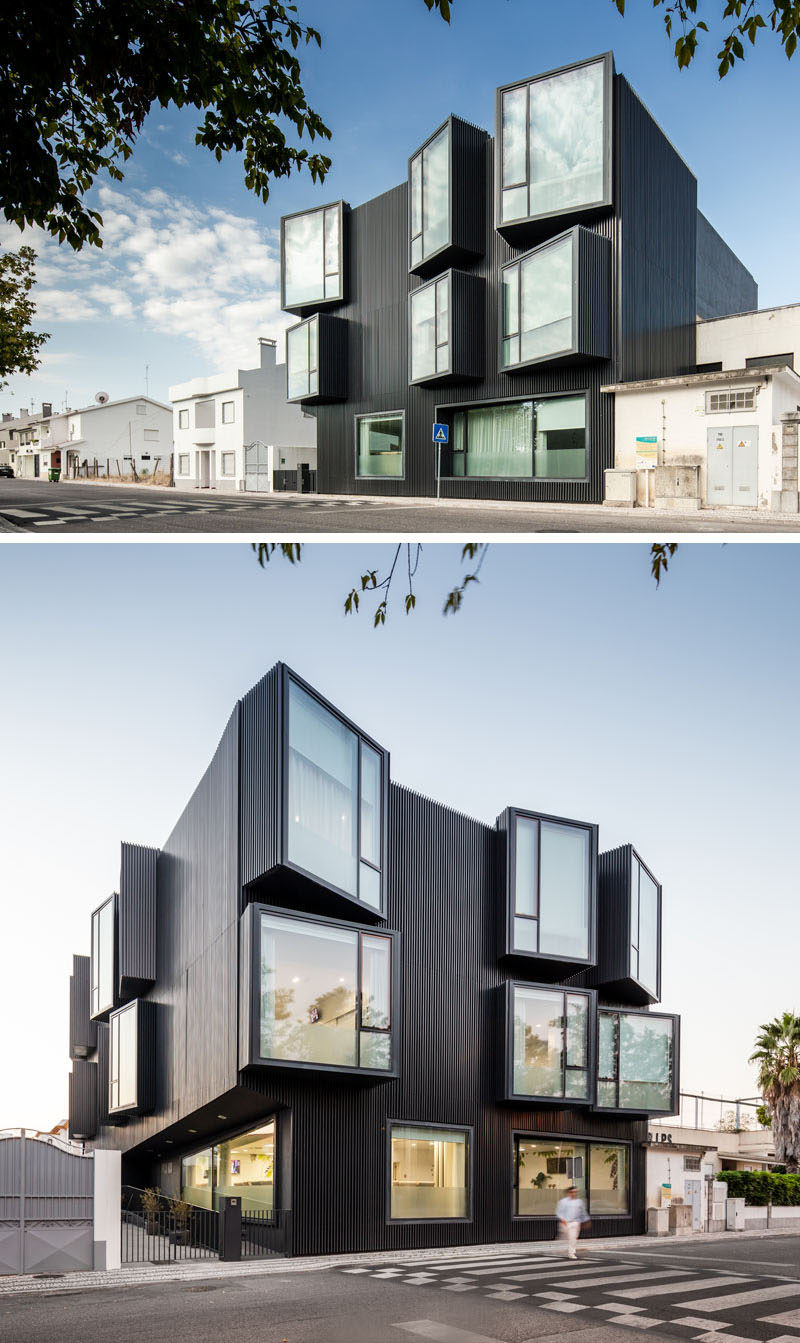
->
[388, 1120, 472, 1222]
[498, 807, 597, 975]
[496, 53, 614, 247]
[281, 202, 348, 316]
[108, 998, 157, 1116]
[596, 1008, 679, 1116]
[69, 953, 97, 1060]
[587, 845, 661, 1004]
[238, 903, 399, 1079]
[90, 893, 117, 1021]
[68, 1060, 98, 1141]
[286, 314, 348, 404]
[503, 982, 595, 1105]
[514, 1134, 631, 1218]
[409, 271, 484, 387]
[409, 116, 487, 278]
[118, 842, 157, 1001]
[501, 228, 611, 372]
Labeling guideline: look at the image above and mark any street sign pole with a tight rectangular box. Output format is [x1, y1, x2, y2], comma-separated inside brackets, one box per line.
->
[437, 440, 441, 501]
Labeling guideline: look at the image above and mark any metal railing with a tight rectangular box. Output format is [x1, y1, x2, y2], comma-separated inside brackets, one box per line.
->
[651, 1091, 769, 1133]
[121, 1186, 219, 1263]
[241, 1207, 286, 1259]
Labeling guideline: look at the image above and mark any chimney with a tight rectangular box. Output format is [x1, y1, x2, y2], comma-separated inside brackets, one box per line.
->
[2, 413, 12, 423]
[259, 336, 277, 369]
[42, 402, 52, 418]
[19, 408, 26, 418]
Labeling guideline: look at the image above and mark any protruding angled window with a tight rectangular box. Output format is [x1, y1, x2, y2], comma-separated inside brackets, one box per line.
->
[506, 810, 595, 966]
[597, 1009, 678, 1114]
[410, 274, 451, 382]
[108, 998, 156, 1115]
[389, 1123, 471, 1221]
[631, 854, 660, 998]
[410, 124, 450, 270]
[286, 314, 347, 404]
[501, 228, 611, 372]
[409, 117, 487, 277]
[91, 895, 116, 1020]
[497, 56, 612, 240]
[287, 318, 319, 400]
[409, 271, 485, 388]
[507, 982, 593, 1103]
[281, 202, 346, 313]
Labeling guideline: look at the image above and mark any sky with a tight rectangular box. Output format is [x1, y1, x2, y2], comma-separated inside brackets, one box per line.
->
[0, 537, 797, 1131]
[2, 0, 799, 416]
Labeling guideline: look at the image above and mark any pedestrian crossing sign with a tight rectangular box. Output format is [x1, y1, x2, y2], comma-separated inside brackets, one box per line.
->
[432, 423, 449, 444]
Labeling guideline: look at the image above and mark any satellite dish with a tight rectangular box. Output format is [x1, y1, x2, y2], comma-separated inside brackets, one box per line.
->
[95, 391, 110, 404]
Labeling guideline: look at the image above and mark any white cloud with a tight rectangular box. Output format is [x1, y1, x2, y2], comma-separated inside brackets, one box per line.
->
[1, 187, 289, 370]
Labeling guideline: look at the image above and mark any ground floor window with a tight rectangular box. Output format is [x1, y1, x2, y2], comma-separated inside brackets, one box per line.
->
[514, 1136, 629, 1217]
[389, 1122, 470, 1221]
[356, 412, 404, 478]
[177, 454, 190, 475]
[181, 1119, 276, 1213]
[448, 395, 586, 480]
[220, 452, 236, 476]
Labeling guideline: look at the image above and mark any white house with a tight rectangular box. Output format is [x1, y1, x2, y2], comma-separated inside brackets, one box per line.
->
[9, 396, 172, 480]
[169, 338, 316, 493]
[604, 303, 800, 513]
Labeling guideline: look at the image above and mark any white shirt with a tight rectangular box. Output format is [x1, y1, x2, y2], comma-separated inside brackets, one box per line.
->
[556, 1195, 588, 1222]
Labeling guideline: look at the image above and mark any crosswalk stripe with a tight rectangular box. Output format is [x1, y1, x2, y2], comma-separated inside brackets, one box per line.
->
[693, 1334, 761, 1343]
[541, 1271, 691, 1291]
[611, 1275, 752, 1300]
[679, 1282, 800, 1312]
[501, 1266, 685, 1286]
[539, 1302, 587, 1313]
[604, 1317, 665, 1330]
[393, 1321, 501, 1342]
[759, 1309, 800, 1326]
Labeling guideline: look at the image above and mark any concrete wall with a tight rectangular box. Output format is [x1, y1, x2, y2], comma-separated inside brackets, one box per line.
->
[92, 1149, 121, 1270]
[698, 303, 800, 371]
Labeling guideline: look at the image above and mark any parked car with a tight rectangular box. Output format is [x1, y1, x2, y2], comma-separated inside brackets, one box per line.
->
[0, 464, 15, 478]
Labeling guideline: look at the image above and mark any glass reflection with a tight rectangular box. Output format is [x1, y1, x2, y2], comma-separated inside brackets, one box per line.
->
[260, 914, 358, 1067]
[288, 681, 358, 895]
[515, 1138, 586, 1215]
[529, 61, 605, 216]
[391, 1125, 468, 1219]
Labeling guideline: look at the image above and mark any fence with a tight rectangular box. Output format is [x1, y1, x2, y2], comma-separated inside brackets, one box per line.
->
[241, 1207, 291, 1259]
[121, 1187, 287, 1263]
[652, 1092, 769, 1133]
[0, 1130, 94, 1274]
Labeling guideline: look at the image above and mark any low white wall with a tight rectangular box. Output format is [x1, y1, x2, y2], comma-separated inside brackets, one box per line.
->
[93, 1149, 121, 1271]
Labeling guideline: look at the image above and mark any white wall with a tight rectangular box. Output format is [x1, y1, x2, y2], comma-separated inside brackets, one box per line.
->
[698, 305, 800, 372]
[11, 400, 172, 479]
[93, 1148, 121, 1271]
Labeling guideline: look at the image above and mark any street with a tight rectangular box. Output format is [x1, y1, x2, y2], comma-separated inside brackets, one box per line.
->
[2, 479, 800, 533]
[2, 1236, 799, 1343]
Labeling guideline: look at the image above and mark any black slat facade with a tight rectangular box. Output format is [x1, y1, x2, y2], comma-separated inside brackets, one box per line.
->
[69, 954, 96, 1060]
[68, 662, 675, 1254]
[118, 841, 158, 999]
[68, 1060, 97, 1141]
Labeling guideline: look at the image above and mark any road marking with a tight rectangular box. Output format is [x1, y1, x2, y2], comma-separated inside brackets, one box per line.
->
[1, 508, 46, 517]
[594, 1249, 792, 1273]
[33, 518, 77, 526]
[481, 1258, 613, 1280]
[680, 1282, 800, 1311]
[550, 1270, 692, 1290]
[540, 1302, 587, 1313]
[759, 1308, 800, 1325]
[671, 1319, 730, 1331]
[485, 1290, 527, 1300]
[693, 1334, 761, 1343]
[605, 1317, 668, 1330]
[533, 1291, 576, 1300]
[595, 1304, 646, 1314]
[612, 1275, 752, 1300]
[393, 1321, 501, 1342]
[442, 1285, 478, 1293]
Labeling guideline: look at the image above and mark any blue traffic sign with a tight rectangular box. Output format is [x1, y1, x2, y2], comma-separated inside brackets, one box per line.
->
[432, 423, 449, 444]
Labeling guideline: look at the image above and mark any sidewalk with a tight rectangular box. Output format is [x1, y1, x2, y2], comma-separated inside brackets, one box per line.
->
[1, 1225, 796, 1298]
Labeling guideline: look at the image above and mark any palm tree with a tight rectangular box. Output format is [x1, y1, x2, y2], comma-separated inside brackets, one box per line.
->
[749, 1013, 800, 1173]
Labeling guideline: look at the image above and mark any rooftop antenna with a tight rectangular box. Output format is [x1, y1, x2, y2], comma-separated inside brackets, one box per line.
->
[145, 364, 150, 397]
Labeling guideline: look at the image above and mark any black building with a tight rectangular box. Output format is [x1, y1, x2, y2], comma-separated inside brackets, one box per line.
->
[281, 52, 756, 503]
[67, 663, 680, 1255]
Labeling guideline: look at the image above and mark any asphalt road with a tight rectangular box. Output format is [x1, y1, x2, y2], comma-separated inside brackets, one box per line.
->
[3, 1237, 799, 1343]
[2, 479, 800, 534]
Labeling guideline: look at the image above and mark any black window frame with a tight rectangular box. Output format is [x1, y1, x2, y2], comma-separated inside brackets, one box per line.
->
[108, 998, 138, 1115]
[180, 1113, 281, 1216]
[512, 1131, 633, 1220]
[408, 119, 452, 275]
[494, 53, 614, 239]
[386, 1118, 474, 1225]
[596, 1006, 680, 1117]
[354, 410, 406, 483]
[240, 900, 400, 1080]
[280, 664, 390, 917]
[500, 229, 580, 372]
[502, 807, 598, 970]
[90, 892, 117, 1021]
[286, 315, 319, 403]
[408, 272, 452, 386]
[503, 980, 596, 1106]
[280, 201, 347, 315]
[629, 848, 662, 1002]
[107, 997, 156, 1116]
[440, 392, 590, 484]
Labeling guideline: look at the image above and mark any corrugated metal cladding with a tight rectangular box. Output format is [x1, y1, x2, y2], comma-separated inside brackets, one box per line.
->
[68, 1061, 97, 1140]
[239, 665, 282, 892]
[696, 211, 758, 319]
[312, 68, 710, 503]
[118, 841, 158, 999]
[240, 782, 648, 1256]
[580, 844, 631, 993]
[69, 954, 96, 1059]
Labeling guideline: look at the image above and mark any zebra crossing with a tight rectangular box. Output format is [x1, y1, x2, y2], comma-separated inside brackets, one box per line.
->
[340, 1250, 800, 1341]
[0, 494, 380, 529]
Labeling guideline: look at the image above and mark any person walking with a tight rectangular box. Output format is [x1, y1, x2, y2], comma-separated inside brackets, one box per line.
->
[555, 1185, 590, 1259]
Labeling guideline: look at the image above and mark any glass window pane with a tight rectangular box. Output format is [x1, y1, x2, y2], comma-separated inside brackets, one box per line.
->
[410, 154, 422, 239]
[361, 934, 390, 1029]
[513, 916, 538, 952]
[515, 1138, 586, 1216]
[502, 185, 529, 222]
[357, 414, 404, 477]
[461, 401, 533, 477]
[502, 87, 527, 187]
[324, 208, 339, 277]
[566, 995, 587, 1068]
[287, 324, 310, 399]
[514, 815, 538, 918]
[360, 743, 381, 868]
[117, 1006, 137, 1109]
[308, 317, 318, 372]
[411, 284, 437, 381]
[630, 857, 640, 949]
[520, 237, 572, 363]
[422, 125, 449, 257]
[565, 1069, 588, 1099]
[502, 336, 519, 368]
[288, 681, 358, 895]
[359, 861, 381, 910]
[214, 1121, 275, 1213]
[284, 211, 325, 307]
[598, 1078, 618, 1108]
[513, 986, 564, 1097]
[589, 1144, 629, 1216]
[411, 234, 423, 267]
[436, 344, 450, 374]
[638, 869, 659, 995]
[93, 899, 114, 1016]
[502, 265, 519, 339]
[529, 60, 606, 216]
[618, 1015, 673, 1110]
[534, 395, 586, 479]
[260, 913, 358, 1067]
[391, 1125, 468, 1220]
[182, 1149, 213, 1210]
[324, 272, 339, 299]
[598, 1012, 617, 1080]
[436, 277, 449, 345]
[538, 822, 590, 958]
[360, 1030, 392, 1070]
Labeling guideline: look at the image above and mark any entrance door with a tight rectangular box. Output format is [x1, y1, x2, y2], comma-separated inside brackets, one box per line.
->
[685, 1178, 702, 1231]
[198, 450, 212, 488]
[707, 427, 758, 506]
[33, 454, 40, 479]
[244, 441, 271, 492]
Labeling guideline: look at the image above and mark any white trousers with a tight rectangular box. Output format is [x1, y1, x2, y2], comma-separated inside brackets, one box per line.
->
[562, 1220, 581, 1258]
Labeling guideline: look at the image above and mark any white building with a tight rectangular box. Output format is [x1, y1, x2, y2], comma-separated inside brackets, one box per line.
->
[604, 303, 800, 513]
[9, 396, 172, 480]
[0, 409, 37, 469]
[169, 338, 316, 493]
